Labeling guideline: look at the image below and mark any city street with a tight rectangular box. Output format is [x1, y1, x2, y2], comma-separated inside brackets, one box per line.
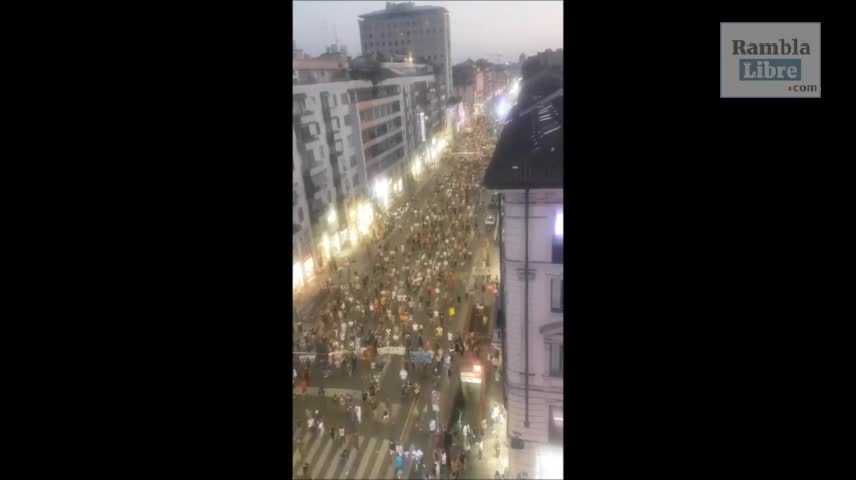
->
[293, 114, 506, 479]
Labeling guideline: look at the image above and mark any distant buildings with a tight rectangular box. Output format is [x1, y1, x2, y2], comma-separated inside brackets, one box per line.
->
[293, 58, 349, 85]
[293, 43, 350, 85]
[452, 61, 484, 115]
[358, 2, 453, 102]
[528, 48, 564, 73]
[483, 68, 564, 479]
[453, 59, 513, 116]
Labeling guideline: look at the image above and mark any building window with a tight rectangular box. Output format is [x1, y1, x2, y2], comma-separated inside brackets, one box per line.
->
[331, 117, 340, 129]
[548, 406, 563, 445]
[297, 207, 304, 222]
[341, 93, 348, 104]
[551, 278, 563, 312]
[303, 147, 315, 165]
[300, 124, 314, 143]
[344, 114, 352, 126]
[548, 343, 563, 377]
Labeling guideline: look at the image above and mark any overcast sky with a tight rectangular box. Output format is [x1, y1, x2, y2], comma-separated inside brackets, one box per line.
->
[293, 1, 563, 64]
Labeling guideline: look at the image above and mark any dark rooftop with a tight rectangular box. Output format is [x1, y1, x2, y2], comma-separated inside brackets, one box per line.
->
[483, 74, 563, 190]
[359, 3, 448, 19]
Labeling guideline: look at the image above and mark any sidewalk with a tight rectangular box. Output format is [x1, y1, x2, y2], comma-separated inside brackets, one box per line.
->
[466, 369, 509, 479]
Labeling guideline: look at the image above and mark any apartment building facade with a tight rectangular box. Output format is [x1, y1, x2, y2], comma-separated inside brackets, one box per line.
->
[293, 73, 443, 282]
[358, 2, 453, 102]
[293, 129, 316, 290]
[293, 80, 367, 277]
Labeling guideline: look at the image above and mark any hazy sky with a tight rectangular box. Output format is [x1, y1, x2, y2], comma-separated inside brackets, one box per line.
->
[293, 1, 563, 64]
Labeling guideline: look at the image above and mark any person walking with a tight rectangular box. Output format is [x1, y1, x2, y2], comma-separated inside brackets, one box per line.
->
[300, 368, 309, 394]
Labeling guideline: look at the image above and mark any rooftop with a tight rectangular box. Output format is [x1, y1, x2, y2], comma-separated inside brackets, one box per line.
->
[293, 58, 345, 71]
[483, 74, 563, 190]
[359, 2, 448, 19]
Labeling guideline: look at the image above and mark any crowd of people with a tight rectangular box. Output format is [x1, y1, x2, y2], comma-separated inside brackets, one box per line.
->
[294, 115, 502, 479]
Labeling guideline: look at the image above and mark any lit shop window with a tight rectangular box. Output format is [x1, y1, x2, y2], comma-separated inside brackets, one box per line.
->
[303, 258, 314, 280]
[293, 263, 303, 290]
[548, 406, 563, 445]
[536, 447, 564, 479]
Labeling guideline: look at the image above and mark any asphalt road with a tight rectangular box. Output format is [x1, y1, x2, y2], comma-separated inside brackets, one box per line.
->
[293, 120, 501, 479]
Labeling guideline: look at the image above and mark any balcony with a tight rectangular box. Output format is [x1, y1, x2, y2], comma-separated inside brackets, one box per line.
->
[360, 110, 402, 130]
[362, 126, 403, 150]
[306, 156, 327, 176]
[296, 124, 321, 149]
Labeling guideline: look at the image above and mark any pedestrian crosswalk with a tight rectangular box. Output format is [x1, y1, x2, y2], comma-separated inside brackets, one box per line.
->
[292, 429, 414, 479]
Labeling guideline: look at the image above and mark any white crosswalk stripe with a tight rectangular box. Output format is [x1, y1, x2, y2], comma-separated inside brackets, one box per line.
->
[322, 440, 347, 480]
[303, 430, 325, 467]
[368, 443, 388, 480]
[292, 429, 317, 470]
[354, 437, 378, 479]
[292, 430, 403, 480]
[339, 435, 362, 478]
[310, 434, 334, 479]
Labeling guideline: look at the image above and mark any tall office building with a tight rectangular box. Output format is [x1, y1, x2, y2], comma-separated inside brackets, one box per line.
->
[483, 71, 564, 479]
[357, 2, 453, 103]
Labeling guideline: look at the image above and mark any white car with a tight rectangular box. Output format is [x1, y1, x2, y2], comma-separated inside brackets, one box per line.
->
[485, 216, 496, 226]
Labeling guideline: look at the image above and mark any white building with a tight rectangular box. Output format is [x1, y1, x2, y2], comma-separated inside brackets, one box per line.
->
[293, 80, 370, 275]
[358, 2, 453, 103]
[293, 129, 316, 291]
[292, 72, 449, 287]
[484, 79, 564, 479]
